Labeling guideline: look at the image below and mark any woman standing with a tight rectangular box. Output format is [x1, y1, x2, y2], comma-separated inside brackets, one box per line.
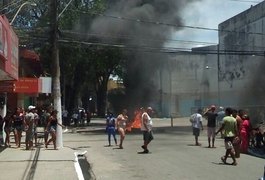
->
[116, 109, 128, 149]
[45, 110, 64, 150]
[240, 115, 251, 153]
[4, 111, 13, 147]
[13, 107, 25, 148]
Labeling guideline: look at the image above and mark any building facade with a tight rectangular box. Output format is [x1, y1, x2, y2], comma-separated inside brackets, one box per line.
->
[156, 1, 265, 120]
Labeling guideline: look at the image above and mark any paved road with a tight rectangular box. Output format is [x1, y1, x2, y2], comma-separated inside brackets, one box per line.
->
[64, 118, 265, 180]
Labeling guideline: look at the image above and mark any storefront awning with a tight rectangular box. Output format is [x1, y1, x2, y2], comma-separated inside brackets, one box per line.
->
[20, 49, 40, 61]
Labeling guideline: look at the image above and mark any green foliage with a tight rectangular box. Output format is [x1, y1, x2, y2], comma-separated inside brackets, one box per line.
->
[7, 0, 124, 114]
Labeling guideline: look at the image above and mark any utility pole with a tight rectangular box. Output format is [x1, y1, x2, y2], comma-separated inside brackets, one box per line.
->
[50, 0, 63, 148]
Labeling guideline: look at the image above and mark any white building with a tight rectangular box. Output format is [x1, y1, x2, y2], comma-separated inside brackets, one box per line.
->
[156, 1, 265, 122]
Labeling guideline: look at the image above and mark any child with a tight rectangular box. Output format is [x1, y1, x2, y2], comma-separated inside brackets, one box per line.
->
[106, 112, 117, 146]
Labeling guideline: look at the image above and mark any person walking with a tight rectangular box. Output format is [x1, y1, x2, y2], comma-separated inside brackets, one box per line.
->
[203, 105, 218, 148]
[233, 109, 244, 158]
[105, 112, 117, 146]
[116, 109, 128, 149]
[45, 110, 64, 150]
[42, 107, 52, 146]
[216, 107, 238, 166]
[13, 107, 25, 148]
[190, 108, 203, 146]
[140, 107, 154, 153]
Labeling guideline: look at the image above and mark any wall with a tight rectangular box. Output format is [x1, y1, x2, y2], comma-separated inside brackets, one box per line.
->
[153, 1, 265, 117]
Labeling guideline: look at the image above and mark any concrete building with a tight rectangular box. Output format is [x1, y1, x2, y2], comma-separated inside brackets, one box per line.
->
[157, 1, 265, 121]
[155, 48, 217, 117]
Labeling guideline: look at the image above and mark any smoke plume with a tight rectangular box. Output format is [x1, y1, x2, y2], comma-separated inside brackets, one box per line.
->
[87, 0, 200, 111]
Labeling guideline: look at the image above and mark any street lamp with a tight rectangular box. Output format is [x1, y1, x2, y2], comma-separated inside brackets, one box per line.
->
[10, 2, 37, 25]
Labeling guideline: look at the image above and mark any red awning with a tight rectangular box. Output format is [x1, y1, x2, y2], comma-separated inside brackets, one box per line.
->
[20, 49, 40, 61]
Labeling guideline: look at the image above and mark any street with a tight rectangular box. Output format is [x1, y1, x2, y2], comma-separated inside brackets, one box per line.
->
[64, 118, 265, 180]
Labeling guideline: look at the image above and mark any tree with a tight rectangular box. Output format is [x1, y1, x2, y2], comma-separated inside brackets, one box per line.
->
[91, 47, 123, 117]
[9, 0, 124, 117]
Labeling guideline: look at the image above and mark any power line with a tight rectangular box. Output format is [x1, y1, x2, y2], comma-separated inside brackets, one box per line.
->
[61, 29, 265, 50]
[61, 30, 217, 46]
[17, 31, 265, 56]
[17, 28, 265, 55]
[17, 24, 265, 51]
[1, 0, 24, 14]
[58, 37, 265, 57]
[69, 8, 265, 36]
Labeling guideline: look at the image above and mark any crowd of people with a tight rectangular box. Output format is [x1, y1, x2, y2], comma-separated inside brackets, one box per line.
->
[0, 105, 155, 153]
[63, 108, 91, 127]
[190, 105, 265, 166]
[0, 105, 64, 150]
[1, 103, 264, 159]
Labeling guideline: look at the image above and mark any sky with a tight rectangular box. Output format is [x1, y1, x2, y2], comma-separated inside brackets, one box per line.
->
[168, 0, 264, 49]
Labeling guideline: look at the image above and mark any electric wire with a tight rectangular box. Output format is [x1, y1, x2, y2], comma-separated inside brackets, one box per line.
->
[61, 30, 217, 46]
[10, 0, 265, 56]
[57, 37, 265, 57]
[69, 8, 265, 36]
[1, 0, 24, 15]
[0, 0, 23, 11]
[17, 30, 265, 57]
[60, 29, 265, 50]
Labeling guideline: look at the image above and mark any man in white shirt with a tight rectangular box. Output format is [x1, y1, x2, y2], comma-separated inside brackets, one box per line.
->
[190, 108, 203, 146]
[140, 107, 154, 153]
[25, 105, 35, 150]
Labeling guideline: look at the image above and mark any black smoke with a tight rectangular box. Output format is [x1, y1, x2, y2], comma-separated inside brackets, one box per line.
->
[87, 0, 200, 111]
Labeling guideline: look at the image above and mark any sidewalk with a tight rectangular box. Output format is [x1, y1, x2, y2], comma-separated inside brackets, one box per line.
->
[0, 132, 81, 180]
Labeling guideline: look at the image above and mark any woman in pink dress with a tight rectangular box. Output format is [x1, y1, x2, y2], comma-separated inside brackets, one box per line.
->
[240, 115, 251, 153]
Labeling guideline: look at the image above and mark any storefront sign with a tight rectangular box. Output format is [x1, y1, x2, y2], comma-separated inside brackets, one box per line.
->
[0, 77, 51, 94]
[13, 78, 40, 93]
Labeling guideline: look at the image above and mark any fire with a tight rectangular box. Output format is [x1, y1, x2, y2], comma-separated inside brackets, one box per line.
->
[126, 109, 142, 131]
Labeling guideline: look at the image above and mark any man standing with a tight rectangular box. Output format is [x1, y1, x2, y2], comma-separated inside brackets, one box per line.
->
[216, 107, 238, 166]
[203, 105, 218, 148]
[25, 105, 35, 150]
[190, 109, 203, 146]
[140, 107, 154, 153]
[33, 108, 40, 147]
